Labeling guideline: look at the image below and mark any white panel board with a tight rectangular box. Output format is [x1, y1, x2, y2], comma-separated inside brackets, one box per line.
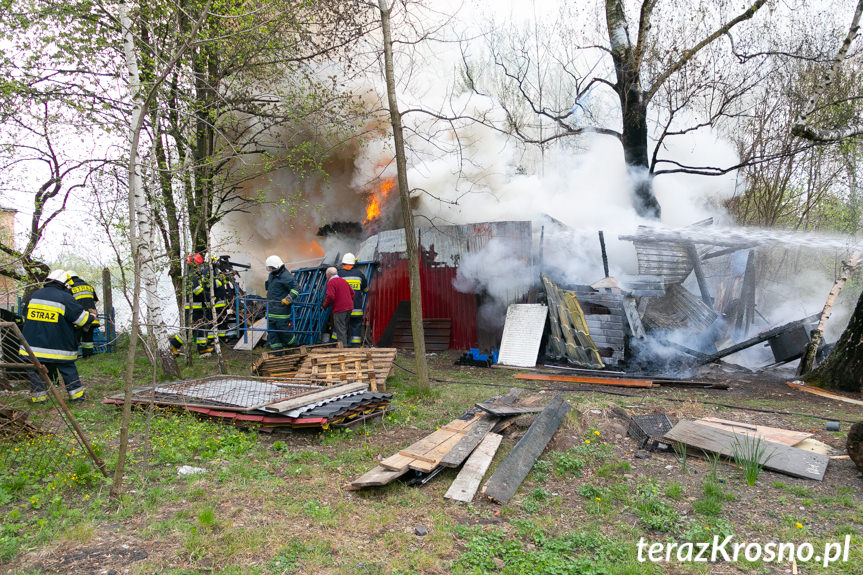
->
[497, 304, 548, 368]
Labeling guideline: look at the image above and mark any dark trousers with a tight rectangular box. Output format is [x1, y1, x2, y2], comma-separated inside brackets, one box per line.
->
[79, 324, 96, 356]
[190, 307, 212, 353]
[29, 361, 83, 395]
[268, 316, 295, 350]
[332, 310, 350, 347]
[349, 314, 363, 347]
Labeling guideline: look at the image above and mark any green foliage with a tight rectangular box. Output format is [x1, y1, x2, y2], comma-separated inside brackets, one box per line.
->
[550, 450, 586, 477]
[521, 487, 550, 514]
[632, 482, 680, 533]
[452, 523, 660, 574]
[732, 435, 775, 486]
[147, 413, 258, 465]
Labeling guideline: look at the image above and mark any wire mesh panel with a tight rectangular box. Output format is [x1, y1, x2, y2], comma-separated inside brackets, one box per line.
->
[0, 322, 106, 506]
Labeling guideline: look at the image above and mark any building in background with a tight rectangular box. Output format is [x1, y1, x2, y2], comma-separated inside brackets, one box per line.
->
[0, 208, 17, 311]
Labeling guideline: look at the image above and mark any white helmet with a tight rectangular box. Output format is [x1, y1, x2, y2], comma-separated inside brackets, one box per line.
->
[341, 253, 357, 265]
[265, 255, 283, 269]
[64, 270, 78, 283]
[46, 269, 68, 284]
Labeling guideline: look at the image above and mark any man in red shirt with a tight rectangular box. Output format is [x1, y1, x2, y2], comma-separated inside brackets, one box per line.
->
[321, 266, 354, 347]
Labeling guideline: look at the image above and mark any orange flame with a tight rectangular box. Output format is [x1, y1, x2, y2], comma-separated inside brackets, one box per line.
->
[364, 178, 395, 224]
[302, 240, 325, 258]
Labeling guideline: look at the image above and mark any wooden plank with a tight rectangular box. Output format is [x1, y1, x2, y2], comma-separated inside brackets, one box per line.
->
[476, 403, 545, 417]
[409, 433, 467, 472]
[664, 420, 829, 481]
[445, 433, 503, 502]
[233, 318, 267, 351]
[348, 465, 409, 489]
[786, 381, 863, 407]
[440, 414, 499, 468]
[379, 452, 415, 472]
[261, 382, 367, 413]
[381, 414, 480, 471]
[697, 417, 812, 446]
[483, 395, 571, 504]
[514, 373, 653, 388]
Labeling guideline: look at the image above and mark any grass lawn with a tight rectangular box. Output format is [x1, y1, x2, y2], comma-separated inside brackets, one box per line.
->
[1, 346, 861, 574]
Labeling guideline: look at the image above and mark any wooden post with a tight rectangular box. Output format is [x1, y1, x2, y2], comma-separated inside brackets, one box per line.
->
[102, 267, 114, 348]
[684, 242, 712, 306]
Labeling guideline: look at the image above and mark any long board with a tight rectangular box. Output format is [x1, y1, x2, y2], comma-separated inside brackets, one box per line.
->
[664, 420, 829, 481]
[697, 417, 812, 446]
[483, 395, 571, 504]
[786, 381, 863, 407]
[347, 465, 409, 490]
[234, 318, 268, 351]
[445, 433, 503, 502]
[514, 373, 653, 388]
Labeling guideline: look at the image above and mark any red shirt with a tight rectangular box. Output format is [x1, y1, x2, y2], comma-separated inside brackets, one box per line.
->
[323, 275, 354, 313]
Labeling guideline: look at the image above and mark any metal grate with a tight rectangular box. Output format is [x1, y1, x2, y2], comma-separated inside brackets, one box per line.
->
[628, 413, 673, 450]
[112, 375, 325, 411]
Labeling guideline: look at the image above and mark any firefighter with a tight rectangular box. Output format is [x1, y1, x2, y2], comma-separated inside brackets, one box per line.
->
[265, 255, 299, 351]
[20, 269, 95, 403]
[184, 253, 213, 356]
[64, 270, 100, 357]
[337, 253, 368, 347]
[211, 256, 233, 342]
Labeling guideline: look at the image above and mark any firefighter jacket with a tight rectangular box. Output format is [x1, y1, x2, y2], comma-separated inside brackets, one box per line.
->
[19, 283, 93, 362]
[323, 275, 354, 314]
[338, 266, 368, 316]
[68, 276, 98, 310]
[211, 260, 231, 311]
[184, 264, 222, 309]
[265, 266, 299, 318]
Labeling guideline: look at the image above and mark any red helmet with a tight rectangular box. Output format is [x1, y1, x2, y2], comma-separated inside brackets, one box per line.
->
[186, 253, 204, 265]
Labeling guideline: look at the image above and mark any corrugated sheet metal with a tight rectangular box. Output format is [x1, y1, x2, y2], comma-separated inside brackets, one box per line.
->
[362, 222, 533, 350]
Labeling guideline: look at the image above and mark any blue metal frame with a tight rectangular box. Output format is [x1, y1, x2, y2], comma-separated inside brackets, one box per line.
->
[235, 262, 376, 348]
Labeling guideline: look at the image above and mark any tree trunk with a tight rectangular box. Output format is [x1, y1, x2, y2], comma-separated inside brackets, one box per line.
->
[605, 0, 661, 219]
[378, 0, 430, 392]
[113, 1, 146, 499]
[804, 289, 863, 393]
[798, 252, 861, 375]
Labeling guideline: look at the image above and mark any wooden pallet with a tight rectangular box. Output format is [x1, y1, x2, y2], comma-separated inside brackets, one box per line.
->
[294, 348, 397, 391]
[252, 343, 343, 377]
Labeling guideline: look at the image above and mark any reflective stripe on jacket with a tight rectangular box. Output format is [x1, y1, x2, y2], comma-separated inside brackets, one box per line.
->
[19, 283, 92, 362]
[265, 266, 299, 316]
[338, 266, 368, 315]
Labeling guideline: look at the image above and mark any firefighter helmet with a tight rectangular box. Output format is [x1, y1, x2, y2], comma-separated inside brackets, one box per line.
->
[265, 255, 283, 269]
[341, 253, 357, 265]
[46, 269, 68, 284]
[64, 270, 78, 282]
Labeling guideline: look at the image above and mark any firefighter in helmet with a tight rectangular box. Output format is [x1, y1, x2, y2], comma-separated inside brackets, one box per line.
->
[265, 255, 299, 351]
[20, 269, 96, 403]
[64, 270, 100, 357]
[184, 253, 214, 356]
[337, 253, 368, 347]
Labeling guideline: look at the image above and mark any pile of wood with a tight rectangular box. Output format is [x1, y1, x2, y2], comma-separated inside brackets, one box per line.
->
[252, 343, 342, 378]
[294, 348, 397, 391]
[0, 405, 43, 437]
[348, 389, 571, 504]
[252, 346, 398, 392]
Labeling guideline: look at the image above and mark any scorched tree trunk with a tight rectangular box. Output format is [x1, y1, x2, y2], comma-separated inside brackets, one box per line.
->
[804, 290, 863, 393]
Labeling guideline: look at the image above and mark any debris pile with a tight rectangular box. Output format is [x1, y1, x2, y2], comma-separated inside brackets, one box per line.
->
[349, 389, 570, 504]
[104, 346, 398, 430]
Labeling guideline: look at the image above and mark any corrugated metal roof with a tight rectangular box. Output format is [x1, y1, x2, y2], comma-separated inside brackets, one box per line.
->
[361, 222, 533, 350]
